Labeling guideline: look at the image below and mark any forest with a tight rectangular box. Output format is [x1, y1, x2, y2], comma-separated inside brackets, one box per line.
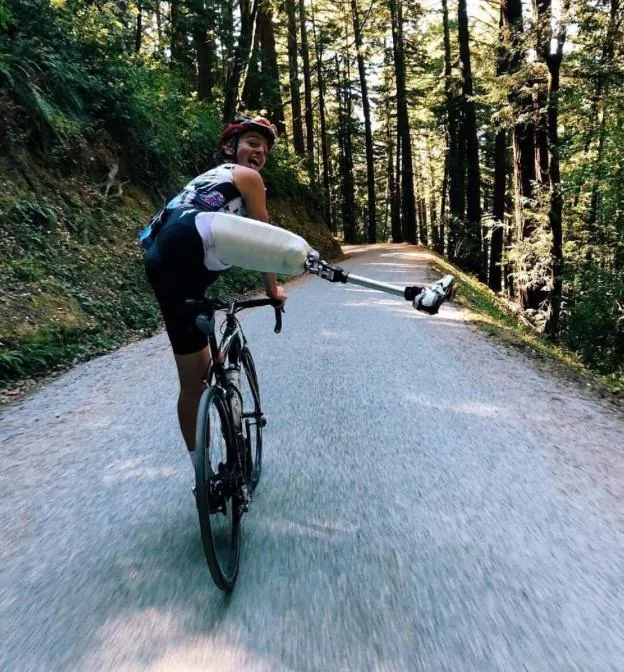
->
[0, 0, 622, 380]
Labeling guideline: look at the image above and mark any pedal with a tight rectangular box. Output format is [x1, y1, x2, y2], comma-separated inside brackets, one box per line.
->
[240, 484, 251, 512]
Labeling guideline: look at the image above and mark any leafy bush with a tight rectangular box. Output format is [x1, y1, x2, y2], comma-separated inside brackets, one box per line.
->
[562, 263, 624, 375]
[0, 0, 329, 392]
[0, 0, 306, 200]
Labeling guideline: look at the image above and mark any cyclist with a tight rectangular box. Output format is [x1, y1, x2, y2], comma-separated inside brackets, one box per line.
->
[144, 116, 286, 470]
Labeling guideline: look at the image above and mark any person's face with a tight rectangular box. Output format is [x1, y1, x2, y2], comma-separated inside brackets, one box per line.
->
[235, 131, 270, 171]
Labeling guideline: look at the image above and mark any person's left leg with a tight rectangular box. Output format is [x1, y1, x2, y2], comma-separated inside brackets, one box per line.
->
[174, 347, 212, 466]
[144, 208, 222, 467]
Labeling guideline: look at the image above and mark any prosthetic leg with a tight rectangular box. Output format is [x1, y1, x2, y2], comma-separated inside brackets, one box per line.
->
[304, 252, 455, 315]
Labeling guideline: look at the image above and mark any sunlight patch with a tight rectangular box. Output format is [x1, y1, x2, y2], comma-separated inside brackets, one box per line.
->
[104, 458, 176, 484]
[404, 393, 501, 417]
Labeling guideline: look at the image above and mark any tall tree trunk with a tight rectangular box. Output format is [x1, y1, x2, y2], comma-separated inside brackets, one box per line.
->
[414, 158, 428, 245]
[392, 123, 402, 242]
[389, 147, 401, 242]
[384, 122, 392, 242]
[236, 0, 261, 113]
[223, 0, 259, 122]
[241, 27, 261, 107]
[351, 0, 376, 243]
[490, 128, 506, 291]
[196, 31, 215, 101]
[256, 0, 286, 135]
[170, 0, 191, 78]
[135, 0, 142, 53]
[543, 0, 569, 336]
[439, 156, 448, 254]
[311, 1, 333, 231]
[390, 0, 416, 244]
[221, 0, 235, 79]
[190, 0, 215, 100]
[426, 139, 440, 251]
[383, 173, 390, 242]
[298, 0, 315, 175]
[504, 0, 543, 308]
[285, 0, 305, 154]
[490, 0, 518, 292]
[532, 0, 550, 186]
[336, 54, 356, 243]
[457, 0, 482, 276]
[442, 0, 464, 260]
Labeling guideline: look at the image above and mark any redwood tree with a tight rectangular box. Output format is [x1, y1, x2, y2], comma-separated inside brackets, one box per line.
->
[351, 0, 377, 243]
[389, 0, 417, 243]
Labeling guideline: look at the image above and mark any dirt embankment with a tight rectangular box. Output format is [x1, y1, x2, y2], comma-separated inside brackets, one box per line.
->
[0, 158, 340, 395]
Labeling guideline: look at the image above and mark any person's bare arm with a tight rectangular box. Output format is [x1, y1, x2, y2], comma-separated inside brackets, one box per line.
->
[232, 165, 270, 222]
[232, 166, 287, 304]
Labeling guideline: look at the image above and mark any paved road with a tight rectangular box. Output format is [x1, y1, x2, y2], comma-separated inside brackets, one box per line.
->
[2, 246, 624, 671]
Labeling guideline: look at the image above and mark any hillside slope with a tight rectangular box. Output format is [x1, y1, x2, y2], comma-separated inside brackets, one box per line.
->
[0, 160, 340, 391]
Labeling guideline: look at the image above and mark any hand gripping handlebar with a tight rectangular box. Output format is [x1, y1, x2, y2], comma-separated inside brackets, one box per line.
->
[185, 297, 284, 333]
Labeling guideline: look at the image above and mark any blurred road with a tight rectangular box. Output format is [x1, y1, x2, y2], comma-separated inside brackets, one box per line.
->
[2, 245, 624, 671]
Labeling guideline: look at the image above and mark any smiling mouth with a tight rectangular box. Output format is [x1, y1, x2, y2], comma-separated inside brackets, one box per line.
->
[248, 157, 261, 169]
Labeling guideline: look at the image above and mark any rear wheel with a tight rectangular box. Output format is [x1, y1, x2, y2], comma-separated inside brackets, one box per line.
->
[239, 347, 263, 492]
[195, 386, 241, 592]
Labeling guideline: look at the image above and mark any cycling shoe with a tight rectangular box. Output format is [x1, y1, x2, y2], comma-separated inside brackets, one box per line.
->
[413, 274, 455, 315]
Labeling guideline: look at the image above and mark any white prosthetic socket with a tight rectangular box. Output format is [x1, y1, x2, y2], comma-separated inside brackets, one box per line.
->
[194, 212, 313, 276]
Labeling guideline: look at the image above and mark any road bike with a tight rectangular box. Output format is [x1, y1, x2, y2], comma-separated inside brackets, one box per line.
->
[185, 294, 282, 592]
[187, 253, 455, 591]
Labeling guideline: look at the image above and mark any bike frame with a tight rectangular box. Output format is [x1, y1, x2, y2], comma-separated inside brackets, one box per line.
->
[189, 296, 280, 473]
[199, 304, 245, 389]
[191, 296, 280, 387]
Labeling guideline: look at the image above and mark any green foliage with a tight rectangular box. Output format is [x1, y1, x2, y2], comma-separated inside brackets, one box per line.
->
[0, 326, 117, 382]
[0, 0, 95, 148]
[0, 0, 308, 200]
[562, 264, 624, 375]
[263, 146, 314, 201]
[0, 1, 12, 30]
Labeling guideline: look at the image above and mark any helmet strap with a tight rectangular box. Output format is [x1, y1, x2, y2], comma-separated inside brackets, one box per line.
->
[222, 137, 237, 159]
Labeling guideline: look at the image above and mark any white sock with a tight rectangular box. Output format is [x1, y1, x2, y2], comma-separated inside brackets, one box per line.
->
[188, 450, 197, 469]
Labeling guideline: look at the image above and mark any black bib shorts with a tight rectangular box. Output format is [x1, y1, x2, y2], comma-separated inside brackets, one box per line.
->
[145, 206, 222, 355]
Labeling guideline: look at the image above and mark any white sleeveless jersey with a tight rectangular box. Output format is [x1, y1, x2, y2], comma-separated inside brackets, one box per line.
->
[171, 163, 246, 217]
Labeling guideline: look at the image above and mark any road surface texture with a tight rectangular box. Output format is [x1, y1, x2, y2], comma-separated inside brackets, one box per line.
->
[2, 246, 624, 671]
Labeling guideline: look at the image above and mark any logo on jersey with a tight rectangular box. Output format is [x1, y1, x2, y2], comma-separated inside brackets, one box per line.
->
[194, 190, 226, 210]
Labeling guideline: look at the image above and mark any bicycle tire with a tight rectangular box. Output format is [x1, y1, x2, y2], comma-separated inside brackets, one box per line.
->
[195, 385, 241, 592]
[239, 347, 263, 492]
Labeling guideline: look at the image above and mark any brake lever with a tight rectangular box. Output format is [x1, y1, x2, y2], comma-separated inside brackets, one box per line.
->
[274, 305, 284, 334]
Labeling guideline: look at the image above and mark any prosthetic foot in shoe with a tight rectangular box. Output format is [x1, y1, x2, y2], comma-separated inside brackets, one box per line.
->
[413, 275, 455, 315]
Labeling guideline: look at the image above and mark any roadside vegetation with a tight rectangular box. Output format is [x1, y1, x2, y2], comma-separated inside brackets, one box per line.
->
[430, 255, 624, 399]
[0, 0, 339, 393]
[1, 0, 622, 395]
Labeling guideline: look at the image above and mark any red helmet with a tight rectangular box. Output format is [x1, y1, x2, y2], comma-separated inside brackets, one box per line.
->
[220, 115, 277, 150]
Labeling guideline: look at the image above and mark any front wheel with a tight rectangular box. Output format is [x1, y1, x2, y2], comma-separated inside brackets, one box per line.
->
[195, 386, 241, 592]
